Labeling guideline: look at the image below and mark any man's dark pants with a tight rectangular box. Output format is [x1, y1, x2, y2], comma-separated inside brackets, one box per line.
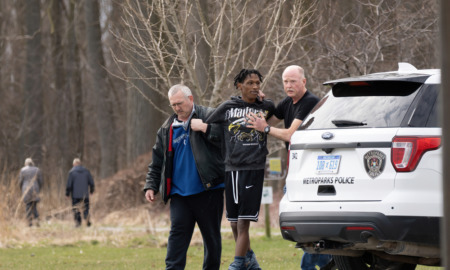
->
[166, 188, 224, 270]
[72, 197, 90, 226]
[25, 201, 39, 224]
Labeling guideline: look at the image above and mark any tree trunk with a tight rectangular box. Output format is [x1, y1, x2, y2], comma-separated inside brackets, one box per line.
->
[67, 0, 84, 163]
[191, 1, 213, 102]
[126, 69, 164, 165]
[125, 0, 165, 165]
[50, 0, 72, 176]
[85, 0, 117, 178]
[21, 0, 43, 164]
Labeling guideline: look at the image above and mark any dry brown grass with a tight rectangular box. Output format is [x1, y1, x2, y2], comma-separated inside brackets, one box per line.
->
[0, 152, 284, 248]
[0, 152, 172, 247]
[0, 203, 172, 248]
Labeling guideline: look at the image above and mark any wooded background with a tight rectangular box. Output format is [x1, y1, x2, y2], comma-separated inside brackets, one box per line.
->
[0, 0, 438, 193]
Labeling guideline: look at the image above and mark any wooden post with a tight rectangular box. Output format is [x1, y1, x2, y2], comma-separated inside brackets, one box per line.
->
[264, 182, 271, 239]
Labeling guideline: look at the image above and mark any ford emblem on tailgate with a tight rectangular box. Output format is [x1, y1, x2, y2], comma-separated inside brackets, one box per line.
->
[321, 132, 334, 140]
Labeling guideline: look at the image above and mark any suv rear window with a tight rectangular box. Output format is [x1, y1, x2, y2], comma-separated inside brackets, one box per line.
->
[402, 84, 440, 127]
[300, 81, 423, 130]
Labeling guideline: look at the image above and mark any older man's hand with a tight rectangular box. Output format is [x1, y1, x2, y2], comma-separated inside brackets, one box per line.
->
[145, 189, 155, 203]
[246, 112, 267, 132]
[190, 119, 208, 133]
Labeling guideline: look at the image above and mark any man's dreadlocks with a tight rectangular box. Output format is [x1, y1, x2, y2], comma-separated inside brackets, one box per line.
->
[233, 69, 263, 89]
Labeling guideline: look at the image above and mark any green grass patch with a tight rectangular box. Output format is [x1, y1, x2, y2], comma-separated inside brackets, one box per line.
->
[0, 232, 443, 269]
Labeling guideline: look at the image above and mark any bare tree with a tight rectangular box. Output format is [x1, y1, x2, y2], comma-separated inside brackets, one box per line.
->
[111, 0, 318, 159]
[300, 0, 439, 96]
[66, 0, 84, 162]
[47, 0, 74, 177]
[21, 0, 44, 163]
[85, 0, 117, 178]
[0, 2, 22, 177]
[113, 0, 167, 165]
[0, 0, 439, 190]
[113, 0, 318, 108]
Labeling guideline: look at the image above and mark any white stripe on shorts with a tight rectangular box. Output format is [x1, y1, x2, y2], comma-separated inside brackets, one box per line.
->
[231, 171, 239, 204]
[239, 211, 259, 221]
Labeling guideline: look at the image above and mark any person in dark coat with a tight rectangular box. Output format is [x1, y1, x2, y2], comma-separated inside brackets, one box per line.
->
[66, 158, 95, 227]
[19, 158, 43, 227]
[144, 84, 225, 270]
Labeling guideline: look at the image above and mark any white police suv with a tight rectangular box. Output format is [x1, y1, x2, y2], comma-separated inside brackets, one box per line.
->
[279, 63, 441, 269]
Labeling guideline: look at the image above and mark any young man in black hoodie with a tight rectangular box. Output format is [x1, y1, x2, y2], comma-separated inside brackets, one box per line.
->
[246, 66, 333, 270]
[192, 69, 275, 270]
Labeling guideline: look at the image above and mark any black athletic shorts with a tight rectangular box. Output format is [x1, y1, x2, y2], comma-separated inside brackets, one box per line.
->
[225, 169, 264, 222]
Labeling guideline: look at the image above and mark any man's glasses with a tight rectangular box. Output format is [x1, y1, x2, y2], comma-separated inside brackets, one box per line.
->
[169, 101, 184, 108]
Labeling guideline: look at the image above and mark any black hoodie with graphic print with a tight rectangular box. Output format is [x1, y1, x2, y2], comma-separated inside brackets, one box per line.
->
[206, 96, 275, 171]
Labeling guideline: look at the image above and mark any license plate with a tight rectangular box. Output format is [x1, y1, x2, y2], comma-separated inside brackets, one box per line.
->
[316, 155, 341, 174]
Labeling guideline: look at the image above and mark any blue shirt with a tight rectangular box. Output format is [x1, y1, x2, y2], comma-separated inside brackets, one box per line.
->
[170, 122, 205, 196]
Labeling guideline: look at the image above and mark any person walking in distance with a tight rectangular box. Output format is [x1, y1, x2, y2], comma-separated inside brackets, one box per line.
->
[19, 157, 43, 227]
[66, 158, 95, 227]
[144, 84, 225, 270]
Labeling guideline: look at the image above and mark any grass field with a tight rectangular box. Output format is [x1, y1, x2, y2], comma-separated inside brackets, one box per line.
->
[0, 234, 299, 269]
[0, 223, 444, 270]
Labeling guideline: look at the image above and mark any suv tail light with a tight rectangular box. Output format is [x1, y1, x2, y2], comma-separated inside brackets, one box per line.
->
[391, 136, 441, 172]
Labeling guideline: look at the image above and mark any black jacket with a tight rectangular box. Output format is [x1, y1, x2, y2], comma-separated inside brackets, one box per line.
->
[66, 165, 95, 199]
[143, 104, 224, 203]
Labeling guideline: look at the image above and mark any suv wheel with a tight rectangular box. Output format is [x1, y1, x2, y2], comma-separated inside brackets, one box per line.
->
[333, 254, 417, 270]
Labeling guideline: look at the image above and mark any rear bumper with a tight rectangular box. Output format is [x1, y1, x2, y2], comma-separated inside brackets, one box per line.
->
[279, 211, 440, 246]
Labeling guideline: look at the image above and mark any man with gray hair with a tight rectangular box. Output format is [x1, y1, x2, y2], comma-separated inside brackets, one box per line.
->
[19, 157, 43, 227]
[247, 65, 320, 145]
[144, 84, 225, 270]
[66, 158, 95, 227]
